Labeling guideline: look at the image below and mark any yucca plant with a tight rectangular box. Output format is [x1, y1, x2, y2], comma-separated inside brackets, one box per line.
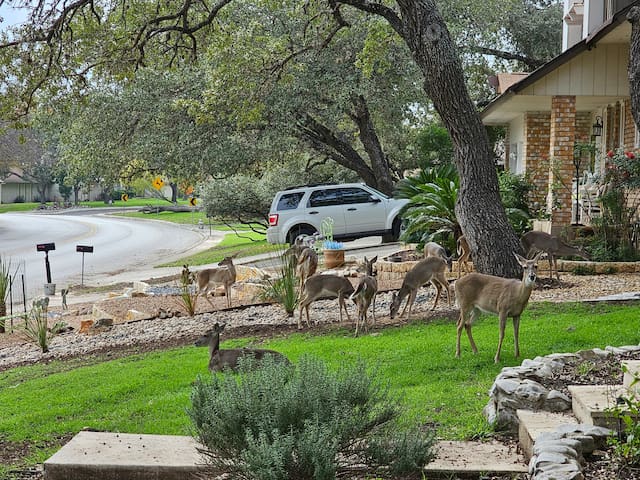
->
[176, 264, 198, 316]
[260, 251, 298, 316]
[21, 300, 65, 353]
[0, 255, 18, 334]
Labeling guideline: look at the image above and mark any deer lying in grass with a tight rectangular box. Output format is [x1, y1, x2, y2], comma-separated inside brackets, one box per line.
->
[298, 274, 355, 329]
[423, 242, 452, 272]
[194, 323, 289, 372]
[350, 256, 378, 336]
[197, 255, 237, 309]
[454, 252, 541, 363]
[390, 256, 451, 320]
[456, 235, 472, 278]
[520, 231, 590, 280]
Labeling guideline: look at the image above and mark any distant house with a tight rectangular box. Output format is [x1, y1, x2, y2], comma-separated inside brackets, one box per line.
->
[482, 0, 639, 234]
[0, 167, 45, 203]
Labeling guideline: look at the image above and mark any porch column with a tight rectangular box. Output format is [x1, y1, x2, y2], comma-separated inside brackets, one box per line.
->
[548, 95, 576, 230]
[523, 112, 551, 212]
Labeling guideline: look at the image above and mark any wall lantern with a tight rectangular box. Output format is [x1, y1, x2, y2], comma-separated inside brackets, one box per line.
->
[592, 116, 603, 137]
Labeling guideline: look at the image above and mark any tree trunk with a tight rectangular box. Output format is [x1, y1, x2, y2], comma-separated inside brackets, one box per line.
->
[628, 7, 640, 130]
[394, 0, 522, 277]
[170, 182, 178, 203]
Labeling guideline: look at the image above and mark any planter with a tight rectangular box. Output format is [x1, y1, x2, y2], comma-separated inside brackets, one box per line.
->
[323, 249, 345, 268]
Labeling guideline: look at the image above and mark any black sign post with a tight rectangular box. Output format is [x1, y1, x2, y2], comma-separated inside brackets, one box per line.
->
[76, 245, 94, 286]
[36, 243, 56, 284]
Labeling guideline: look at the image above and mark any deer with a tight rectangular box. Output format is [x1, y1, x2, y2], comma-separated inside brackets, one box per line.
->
[194, 323, 289, 372]
[456, 235, 472, 278]
[196, 255, 237, 309]
[298, 274, 355, 329]
[423, 242, 453, 272]
[454, 252, 542, 364]
[520, 231, 590, 281]
[349, 256, 378, 336]
[296, 247, 318, 290]
[390, 256, 451, 320]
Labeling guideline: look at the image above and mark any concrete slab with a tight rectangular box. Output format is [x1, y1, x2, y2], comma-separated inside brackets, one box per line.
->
[424, 440, 528, 476]
[517, 409, 579, 460]
[568, 384, 627, 429]
[44, 431, 206, 480]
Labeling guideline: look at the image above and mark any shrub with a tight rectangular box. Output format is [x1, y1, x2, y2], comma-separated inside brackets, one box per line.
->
[260, 251, 299, 316]
[608, 365, 640, 466]
[572, 265, 596, 276]
[189, 356, 436, 479]
[20, 299, 65, 353]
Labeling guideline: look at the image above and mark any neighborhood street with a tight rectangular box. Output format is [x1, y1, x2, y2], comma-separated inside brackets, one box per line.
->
[0, 212, 208, 301]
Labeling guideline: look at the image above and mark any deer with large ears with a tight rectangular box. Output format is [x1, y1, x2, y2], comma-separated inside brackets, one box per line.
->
[196, 254, 238, 309]
[423, 242, 452, 272]
[298, 274, 355, 329]
[454, 252, 541, 363]
[520, 230, 590, 280]
[194, 323, 289, 372]
[350, 256, 378, 336]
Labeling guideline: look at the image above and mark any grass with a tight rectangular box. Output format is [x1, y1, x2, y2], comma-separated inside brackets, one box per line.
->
[160, 231, 284, 267]
[0, 197, 177, 214]
[1, 301, 639, 471]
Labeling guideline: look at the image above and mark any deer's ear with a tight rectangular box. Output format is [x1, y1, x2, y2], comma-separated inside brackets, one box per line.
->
[371, 256, 378, 263]
[514, 252, 527, 266]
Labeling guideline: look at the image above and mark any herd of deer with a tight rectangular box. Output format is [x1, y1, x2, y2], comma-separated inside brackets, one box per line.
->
[192, 230, 591, 370]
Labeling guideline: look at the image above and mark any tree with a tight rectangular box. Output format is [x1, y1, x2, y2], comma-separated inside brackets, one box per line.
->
[0, 0, 536, 276]
[629, 7, 640, 131]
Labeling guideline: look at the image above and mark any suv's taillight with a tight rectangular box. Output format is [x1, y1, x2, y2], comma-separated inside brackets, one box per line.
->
[269, 214, 279, 226]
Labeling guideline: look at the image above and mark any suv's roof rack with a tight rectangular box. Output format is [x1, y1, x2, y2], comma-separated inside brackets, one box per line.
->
[283, 182, 335, 191]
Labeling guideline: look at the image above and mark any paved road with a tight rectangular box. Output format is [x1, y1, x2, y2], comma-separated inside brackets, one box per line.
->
[0, 212, 209, 301]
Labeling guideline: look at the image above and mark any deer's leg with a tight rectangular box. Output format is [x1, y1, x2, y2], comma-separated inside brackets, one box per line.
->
[495, 311, 508, 363]
[405, 290, 417, 319]
[341, 294, 352, 323]
[430, 281, 442, 310]
[225, 285, 232, 308]
[552, 256, 560, 281]
[513, 315, 520, 358]
[465, 308, 479, 355]
[455, 308, 467, 357]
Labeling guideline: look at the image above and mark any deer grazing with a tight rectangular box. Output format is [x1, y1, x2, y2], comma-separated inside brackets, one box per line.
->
[456, 235, 472, 278]
[298, 274, 355, 329]
[423, 242, 453, 272]
[196, 255, 237, 309]
[390, 256, 451, 320]
[520, 231, 590, 280]
[350, 256, 378, 336]
[194, 323, 289, 372]
[454, 252, 541, 363]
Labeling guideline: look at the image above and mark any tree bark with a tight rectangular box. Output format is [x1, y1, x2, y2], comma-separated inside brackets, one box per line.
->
[628, 7, 640, 131]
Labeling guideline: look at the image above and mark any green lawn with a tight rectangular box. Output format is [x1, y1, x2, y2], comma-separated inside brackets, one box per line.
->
[1, 301, 638, 472]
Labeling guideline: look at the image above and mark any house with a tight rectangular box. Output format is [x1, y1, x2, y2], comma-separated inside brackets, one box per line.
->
[482, 0, 639, 234]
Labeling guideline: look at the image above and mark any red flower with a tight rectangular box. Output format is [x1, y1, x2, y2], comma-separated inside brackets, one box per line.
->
[626, 151, 636, 159]
[607, 150, 615, 158]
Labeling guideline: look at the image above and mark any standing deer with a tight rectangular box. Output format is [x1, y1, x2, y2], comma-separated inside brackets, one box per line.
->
[298, 274, 355, 329]
[390, 256, 451, 320]
[350, 256, 378, 336]
[194, 323, 289, 372]
[456, 235, 472, 278]
[197, 255, 237, 309]
[423, 242, 453, 271]
[455, 252, 541, 363]
[296, 247, 318, 290]
[520, 231, 590, 280]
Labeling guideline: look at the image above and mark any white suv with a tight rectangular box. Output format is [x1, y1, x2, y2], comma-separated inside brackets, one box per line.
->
[266, 183, 408, 245]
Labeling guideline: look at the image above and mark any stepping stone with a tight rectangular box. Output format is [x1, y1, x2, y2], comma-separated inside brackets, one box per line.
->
[568, 384, 627, 430]
[44, 431, 205, 480]
[424, 440, 528, 476]
[517, 409, 578, 459]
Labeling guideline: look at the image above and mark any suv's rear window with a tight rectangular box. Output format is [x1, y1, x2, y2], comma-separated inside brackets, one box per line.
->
[277, 192, 304, 211]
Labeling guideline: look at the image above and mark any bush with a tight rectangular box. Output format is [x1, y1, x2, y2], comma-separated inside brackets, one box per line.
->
[189, 356, 436, 479]
[608, 365, 640, 466]
[20, 299, 65, 353]
[260, 251, 299, 316]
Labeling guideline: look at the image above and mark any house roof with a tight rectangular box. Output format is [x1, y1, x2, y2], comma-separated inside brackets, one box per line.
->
[481, 1, 639, 124]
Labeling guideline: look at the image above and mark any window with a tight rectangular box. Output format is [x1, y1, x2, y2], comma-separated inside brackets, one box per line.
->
[308, 189, 342, 207]
[276, 192, 304, 211]
[340, 188, 375, 205]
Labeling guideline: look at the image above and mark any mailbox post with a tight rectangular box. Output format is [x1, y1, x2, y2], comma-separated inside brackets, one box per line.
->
[36, 243, 56, 295]
[76, 245, 94, 286]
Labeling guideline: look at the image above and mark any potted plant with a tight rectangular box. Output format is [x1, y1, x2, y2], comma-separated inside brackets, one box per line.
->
[322, 240, 345, 268]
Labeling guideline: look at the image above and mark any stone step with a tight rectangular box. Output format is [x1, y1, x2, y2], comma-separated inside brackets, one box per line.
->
[424, 440, 528, 477]
[568, 384, 628, 430]
[44, 431, 205, 480]
[44, 432, 529, 479]
[517, 409, 579, 460]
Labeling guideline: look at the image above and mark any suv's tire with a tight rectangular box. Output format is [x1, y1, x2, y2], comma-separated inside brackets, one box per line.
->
[382, 217, 402, 243]
[286, 225, 315, 245]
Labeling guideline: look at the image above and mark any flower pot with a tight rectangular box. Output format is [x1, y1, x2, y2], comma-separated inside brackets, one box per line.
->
[323, 249, 345, 268]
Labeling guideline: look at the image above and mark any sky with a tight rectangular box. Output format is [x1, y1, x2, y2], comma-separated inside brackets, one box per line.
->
[0, 3, 29, 31]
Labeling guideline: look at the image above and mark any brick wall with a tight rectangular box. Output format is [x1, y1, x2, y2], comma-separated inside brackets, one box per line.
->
[624, 98, 636, 149]
[523, 112, 550, 208]
[548, 96, 576, 226]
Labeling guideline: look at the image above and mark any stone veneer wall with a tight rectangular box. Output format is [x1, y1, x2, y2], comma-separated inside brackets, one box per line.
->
[548, 96, 576, 227]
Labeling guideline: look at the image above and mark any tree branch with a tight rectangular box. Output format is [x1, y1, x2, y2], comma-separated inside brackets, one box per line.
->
[465, 45, 544, 70]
